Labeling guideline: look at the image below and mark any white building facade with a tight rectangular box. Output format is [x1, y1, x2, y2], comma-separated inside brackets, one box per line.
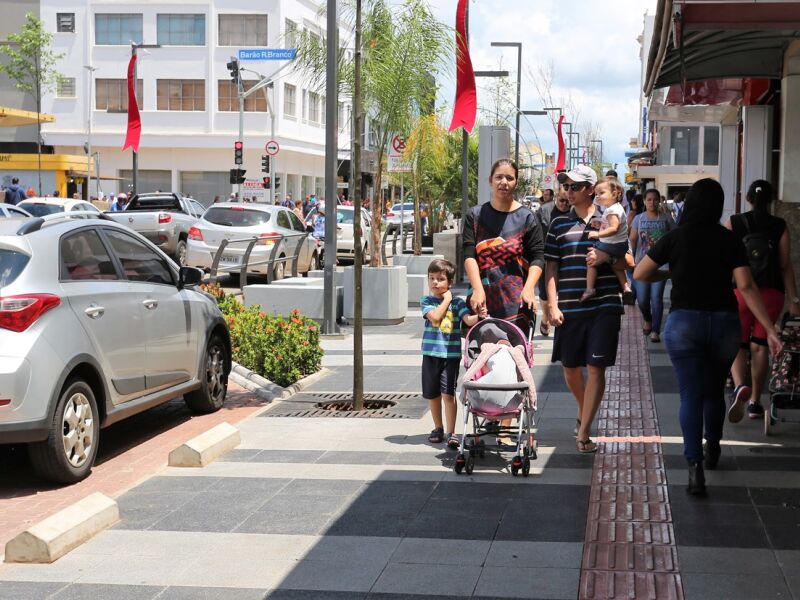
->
[39, 0, 351, 204]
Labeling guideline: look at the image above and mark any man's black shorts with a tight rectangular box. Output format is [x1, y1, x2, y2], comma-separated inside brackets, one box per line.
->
[422, 355, 460, 399]
[552, 312, 621, 368]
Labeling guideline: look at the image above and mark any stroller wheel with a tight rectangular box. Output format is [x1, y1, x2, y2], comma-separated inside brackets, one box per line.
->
[465, 455, 475, 475]
[522, 456, 531, 477]
[454, 453, 466, 474]
[510, 456, 523, 477]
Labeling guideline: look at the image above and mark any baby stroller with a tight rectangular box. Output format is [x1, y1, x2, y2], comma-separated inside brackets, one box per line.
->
[454, 312, 538, 476]
[765, 315, 800, 435]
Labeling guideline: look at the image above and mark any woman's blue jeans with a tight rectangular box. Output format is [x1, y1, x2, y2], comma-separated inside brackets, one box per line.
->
[632, 279, 667, 333]
[664, 310, 741, 462]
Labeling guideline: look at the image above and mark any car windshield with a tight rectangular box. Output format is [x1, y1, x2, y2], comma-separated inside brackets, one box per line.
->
[19, 203, 64, 217]
[0, 248, 30, 286]
[391, 203, 414, 212]
[336, 210, 354, 224]
[204, 207, 271, 227]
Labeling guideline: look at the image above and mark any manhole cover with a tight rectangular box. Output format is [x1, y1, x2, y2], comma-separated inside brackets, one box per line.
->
[263, 392, 426, 419]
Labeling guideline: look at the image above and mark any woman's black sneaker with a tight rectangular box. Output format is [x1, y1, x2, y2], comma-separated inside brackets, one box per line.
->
[747, 402, 765, 419]
[703, 442, 721, 470]
[687, 460, 707, 496]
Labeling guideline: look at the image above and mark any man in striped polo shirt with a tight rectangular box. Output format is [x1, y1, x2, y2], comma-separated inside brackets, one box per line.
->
[543, 165, 624, 453]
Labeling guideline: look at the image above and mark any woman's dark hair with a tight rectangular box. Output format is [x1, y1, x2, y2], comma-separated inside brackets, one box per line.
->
[680, 178, 724, 226]
[490, 158, 518, 180]
[630, 193, 643, 213]
[746, 179, 773, 214]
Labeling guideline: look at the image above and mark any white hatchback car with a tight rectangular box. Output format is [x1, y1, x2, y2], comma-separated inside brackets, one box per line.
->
[186, 203, 319, 279]
[0, 214, 231, 483]
[18, 197, 101, 218]
[304, 205, 372, 262]
[0, 204, 32, 219]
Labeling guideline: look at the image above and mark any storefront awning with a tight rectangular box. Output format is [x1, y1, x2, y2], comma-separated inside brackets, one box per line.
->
[68, 170, 124, 181]
[0, 106, 55, 128]
[644, 1, 800, 96]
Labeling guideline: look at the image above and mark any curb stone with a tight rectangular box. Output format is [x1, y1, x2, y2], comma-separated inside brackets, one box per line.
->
[229, 363, 331, 415]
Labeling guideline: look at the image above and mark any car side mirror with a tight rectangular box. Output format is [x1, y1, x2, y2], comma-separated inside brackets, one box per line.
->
[178, 266, 203, 290]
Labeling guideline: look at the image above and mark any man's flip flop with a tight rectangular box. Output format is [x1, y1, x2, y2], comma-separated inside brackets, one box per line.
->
[577, 438, 598, 453]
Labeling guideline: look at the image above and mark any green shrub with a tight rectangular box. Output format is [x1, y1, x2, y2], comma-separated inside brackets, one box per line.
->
[200, 284, 323, 387]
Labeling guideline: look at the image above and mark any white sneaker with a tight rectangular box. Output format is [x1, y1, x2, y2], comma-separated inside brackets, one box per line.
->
[727, 384, 751, 423]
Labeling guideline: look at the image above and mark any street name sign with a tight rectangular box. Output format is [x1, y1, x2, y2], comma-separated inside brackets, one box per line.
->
[238, 49, 297, 61]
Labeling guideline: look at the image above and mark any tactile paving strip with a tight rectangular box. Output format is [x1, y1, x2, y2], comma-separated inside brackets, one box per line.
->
[579, 310, 684, 600]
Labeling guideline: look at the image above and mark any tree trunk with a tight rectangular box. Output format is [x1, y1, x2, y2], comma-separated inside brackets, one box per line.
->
[36, 56, 42, 196]
[352, 0, 364, 411]
[369, 149, 385, 267]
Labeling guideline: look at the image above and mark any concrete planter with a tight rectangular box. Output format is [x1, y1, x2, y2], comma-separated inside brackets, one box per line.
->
[433, 232, 462, 279]
[392, 253, 444, 275]
[343, 265, 407, 325]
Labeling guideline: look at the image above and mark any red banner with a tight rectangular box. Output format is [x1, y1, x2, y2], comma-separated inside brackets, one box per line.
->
[447, 0, 476, 133]
[122, 54, 141, 153]
[555, 115, 565, 172]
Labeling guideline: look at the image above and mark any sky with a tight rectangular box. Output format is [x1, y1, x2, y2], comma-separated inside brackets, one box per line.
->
[427, 0, 659, 176]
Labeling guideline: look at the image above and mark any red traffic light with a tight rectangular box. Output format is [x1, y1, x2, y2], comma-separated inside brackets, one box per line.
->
[234, 141, 243, 165]
[234, 141, 243, 150]
[262, 177, 271, 189]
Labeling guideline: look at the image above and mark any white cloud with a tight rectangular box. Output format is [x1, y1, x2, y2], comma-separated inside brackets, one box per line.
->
[429, 0, 658, 173]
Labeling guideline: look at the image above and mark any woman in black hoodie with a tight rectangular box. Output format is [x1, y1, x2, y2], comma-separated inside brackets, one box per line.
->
[634, 178, 782, 496]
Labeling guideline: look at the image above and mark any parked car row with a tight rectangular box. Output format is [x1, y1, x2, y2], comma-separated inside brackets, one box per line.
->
[0, 210, 231, 483]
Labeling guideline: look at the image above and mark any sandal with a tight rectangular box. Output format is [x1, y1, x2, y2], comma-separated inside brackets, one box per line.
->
[446, 433, 460, 450]
[428, 427, 444, 444]
[540, 321, 551, 337]
[573, 418, 582, 437]
[650, 332, 661, 343]
[577, 438, 598, 454]
[642, 324, 652, 336]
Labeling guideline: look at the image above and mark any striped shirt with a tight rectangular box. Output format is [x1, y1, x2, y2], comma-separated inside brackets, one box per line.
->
[421, 295, 470, 358]
[544, 208, 624, 318]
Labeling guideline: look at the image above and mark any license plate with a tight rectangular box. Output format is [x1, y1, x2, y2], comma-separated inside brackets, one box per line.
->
[220, 255, 241, 265]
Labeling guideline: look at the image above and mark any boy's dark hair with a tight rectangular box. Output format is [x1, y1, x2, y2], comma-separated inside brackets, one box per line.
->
[428, 258, 455, 283]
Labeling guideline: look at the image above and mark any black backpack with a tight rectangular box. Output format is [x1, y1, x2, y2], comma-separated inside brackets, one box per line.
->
[741, 213, 778, 286]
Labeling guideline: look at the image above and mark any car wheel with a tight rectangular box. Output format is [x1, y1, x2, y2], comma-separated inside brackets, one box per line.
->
[184, 335, 228, 414]
[273, 257, 286, 281]
[175, 239, 188, 266]
[28, 379, 100, 483]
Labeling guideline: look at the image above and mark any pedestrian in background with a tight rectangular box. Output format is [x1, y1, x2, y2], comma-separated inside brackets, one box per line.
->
[629, 189, 676, 343]
[535, 186, 569, 336]
[3, 177, 24, 205]
[725, 179, 800, 422]
[422, 259, 479, 448]
[293, 200, 305, 222]
[634, 178, 782, 496]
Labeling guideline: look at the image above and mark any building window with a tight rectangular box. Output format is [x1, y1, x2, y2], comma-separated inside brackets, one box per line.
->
[308, 92, 320, 124]
[218, 14, 268, 46]
[157, 14, 205, 46]
[703, 126, 720, 166]
[669, 126, 699, 166]
[217, 80, 267, 112]
[284, 83, 296, 117]
[96, 78, 143, 111]
[157, 80, 205, 111]
[57, 13, 75, 33]
[95, 14, 143, 45]
[57, 77, 76, 98]
[285, 19, 298, 48]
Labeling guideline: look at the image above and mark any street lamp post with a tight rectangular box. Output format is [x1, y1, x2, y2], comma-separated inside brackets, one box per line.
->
[590, 139, 603, 168]
[490, 42, 521, 168]
[562, 121, 573, 169]
[84, 65, 97, 200]
[569, 131, 580, 165]
[130, 42, 160, 196]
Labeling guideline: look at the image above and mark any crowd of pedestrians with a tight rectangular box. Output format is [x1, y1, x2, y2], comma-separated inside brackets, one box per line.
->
[419, 158, 793, 497]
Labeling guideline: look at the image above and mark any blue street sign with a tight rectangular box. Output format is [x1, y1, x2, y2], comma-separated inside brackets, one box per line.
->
[238, 48, 297, 61]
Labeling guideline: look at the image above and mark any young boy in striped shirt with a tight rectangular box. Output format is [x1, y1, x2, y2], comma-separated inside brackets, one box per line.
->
[421, 259, 481, 449]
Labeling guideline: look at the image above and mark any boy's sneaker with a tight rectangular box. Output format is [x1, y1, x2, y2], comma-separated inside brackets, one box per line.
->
[747, 401, 765, 419]
[727, 384, 751, 423]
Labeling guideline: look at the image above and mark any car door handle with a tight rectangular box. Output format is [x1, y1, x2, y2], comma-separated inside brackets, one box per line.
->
[84, 304, 105, 319]
[142, 299, 158, 310]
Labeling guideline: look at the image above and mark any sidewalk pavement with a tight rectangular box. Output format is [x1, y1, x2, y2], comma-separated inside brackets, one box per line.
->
[1, 304, 800, 600]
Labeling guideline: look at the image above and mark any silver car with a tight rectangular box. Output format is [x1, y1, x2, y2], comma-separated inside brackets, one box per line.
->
[186, 203, 319, 279]
[304, 205, 372, 262]
[0, 214, 231, 483]
[0, 204, 32, 219]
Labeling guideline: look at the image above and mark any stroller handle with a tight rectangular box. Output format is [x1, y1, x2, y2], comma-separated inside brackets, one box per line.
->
[463, 381, 531, 391]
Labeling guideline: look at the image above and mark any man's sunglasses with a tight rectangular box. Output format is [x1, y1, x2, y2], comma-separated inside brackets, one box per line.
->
[562, 183, 588, 191]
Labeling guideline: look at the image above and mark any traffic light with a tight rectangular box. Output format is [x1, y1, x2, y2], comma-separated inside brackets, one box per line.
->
[226, 58, 240, 84]
[274, 176, 281, 190]
[234, 141, 243, 165]
[229, 168, 246, 184]
[261, 155, 270, 173]
[262, 177, 271, 189]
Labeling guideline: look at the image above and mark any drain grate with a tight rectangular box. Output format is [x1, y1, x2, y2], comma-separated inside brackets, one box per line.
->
[264, 392, 424, 419]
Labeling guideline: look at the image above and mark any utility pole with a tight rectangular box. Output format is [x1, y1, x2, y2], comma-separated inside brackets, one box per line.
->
[84, 65, 97, 200]
[130, 42, 159, 195]
[324, 0, 340, 336]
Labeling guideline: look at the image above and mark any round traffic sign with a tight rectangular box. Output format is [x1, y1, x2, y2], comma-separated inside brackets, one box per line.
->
[265, 140, 280, 156]
[392, 135, 406, 153]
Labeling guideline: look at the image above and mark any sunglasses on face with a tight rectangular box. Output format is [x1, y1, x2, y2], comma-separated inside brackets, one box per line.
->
[562, 183, 587, 192]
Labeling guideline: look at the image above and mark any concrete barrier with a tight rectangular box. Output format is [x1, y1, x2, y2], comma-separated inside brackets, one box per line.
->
[243, 283, 343, 322]
[343, 265, 407, 325]
[168, 422, 241, 468]
[392, 254, 444, 275]
[5, 493, 119, 563]
[407, 274, 428, 306]
[307, 269, 346, 286]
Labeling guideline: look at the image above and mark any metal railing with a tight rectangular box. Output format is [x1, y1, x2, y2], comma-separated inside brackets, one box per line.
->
[379, 225, 414, 265]
[208, 231, 311, 288]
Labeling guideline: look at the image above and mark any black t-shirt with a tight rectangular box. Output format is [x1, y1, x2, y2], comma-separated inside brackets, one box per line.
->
[730, 211, 786, 291]
[647, 223, 748, 312]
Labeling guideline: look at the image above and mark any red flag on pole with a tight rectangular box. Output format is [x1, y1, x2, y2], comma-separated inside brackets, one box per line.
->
[448, 0, 476, 133]
[554, 115, 565, 172]
[122, 54, 141, 153]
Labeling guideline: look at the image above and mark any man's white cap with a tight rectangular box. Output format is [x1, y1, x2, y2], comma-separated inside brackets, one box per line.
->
[557, 164, 598, 186]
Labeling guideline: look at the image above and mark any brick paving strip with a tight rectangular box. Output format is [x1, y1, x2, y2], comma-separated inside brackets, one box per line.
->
[579, 309, 685, 600]
[0, 382, 269, 556]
